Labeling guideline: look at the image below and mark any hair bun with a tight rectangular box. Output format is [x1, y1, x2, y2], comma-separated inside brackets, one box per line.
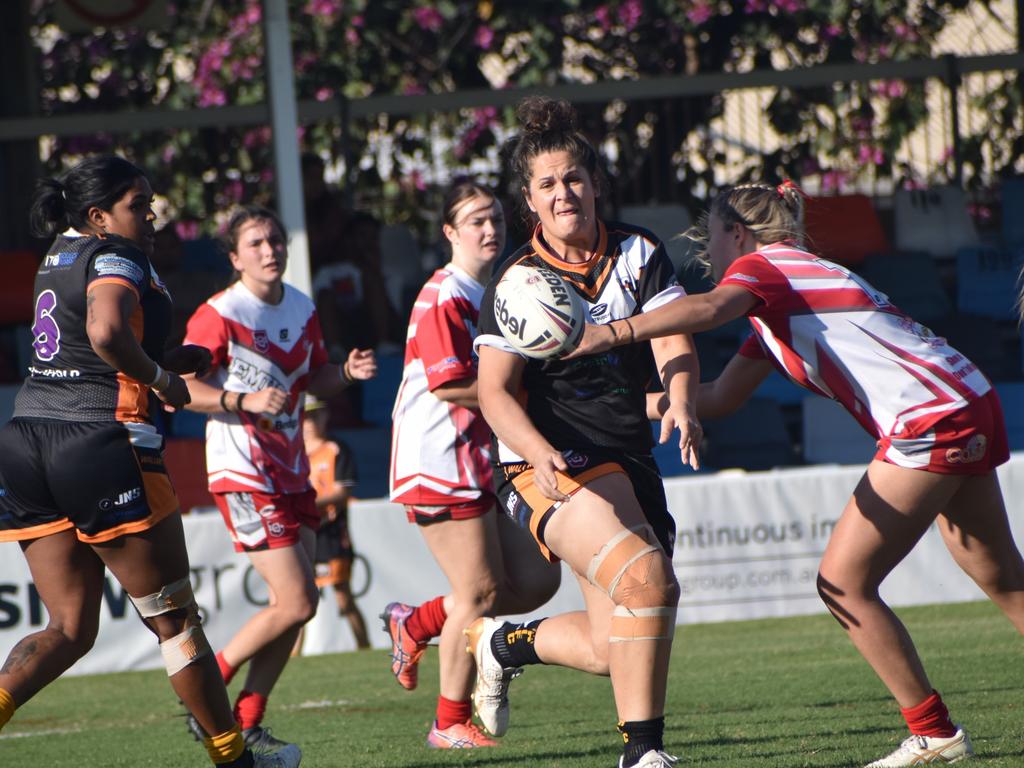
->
[517, 96, 578, 135]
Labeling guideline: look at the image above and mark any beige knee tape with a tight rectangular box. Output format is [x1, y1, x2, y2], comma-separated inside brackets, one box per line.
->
[130, 577, 195, 618]
[608, 605, 677, 643]
[160, 622, 212, 676]
[586, 525, 659, 598]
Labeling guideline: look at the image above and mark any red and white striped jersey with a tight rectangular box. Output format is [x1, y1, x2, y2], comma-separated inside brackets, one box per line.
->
[184, 282, 329, 495]
[390, 264, 493, 508]
[723, 244, 991, 440]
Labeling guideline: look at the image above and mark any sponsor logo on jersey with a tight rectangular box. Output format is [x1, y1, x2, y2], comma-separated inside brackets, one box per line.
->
[44, 252, 78, 268]
[279, 328, 289, 342]
[727, 273, 760, 283]
[228, 358, 287, 392]
[94, 255, 146, 285]
[563, 450, 588, 469]
[253, 330, 270, 353]
[589, 303, 608, 320]
[28, 366, 81, 378]
[427, 356, 460, 375]
[945, 434, 987, 464]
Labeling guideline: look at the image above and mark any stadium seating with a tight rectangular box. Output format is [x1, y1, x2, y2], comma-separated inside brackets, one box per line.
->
[859, 251, 952, 324]
[994, 382, 1024, 451]
[955, 245, 1024, 321]
[930, 312, 1016, 383]
[700, 397, 799, 471]
[335, 426, 391, 499]
[1002, 177, 1024, 247]
[163, 437, 214, 513]
[618, 204, 695, 273]
[801, 396, 876, 465]
[804, 194, 888, 267]
[893, 186, 981, 259]
[361, 350, 403, 425]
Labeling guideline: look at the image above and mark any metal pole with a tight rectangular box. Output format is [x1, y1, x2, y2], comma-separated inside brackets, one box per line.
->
[262, 0, 311, 295]
[943, 53, 963, 187]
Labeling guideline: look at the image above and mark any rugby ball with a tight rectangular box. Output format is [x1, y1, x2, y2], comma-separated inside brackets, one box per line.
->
[493, 264, 585, 359]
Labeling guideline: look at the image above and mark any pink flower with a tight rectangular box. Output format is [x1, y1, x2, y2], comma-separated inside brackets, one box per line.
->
[823, 23, 843, 39]
[857, 144, 884, 166]
[893, 22, 917, 41]
[244, 3, 261, 25]
[686, 2, 713, 25]
[162, 145, 177, 164]
[406, 170, 427, 191]
[225, 179, 245, 203]
[594, 5, 612, 31]
[821, 169, 848, 192]
[474, 24, 494, 49]
[885, 80, 907, 98]
[198, 86, 227, 107]
[617, 0, 643, 31]
[352, 14, 364, 27]
[345, 27, 359, 45]
[402, 82, 426, 95]
[304, 0, 341, 18]
[775, 0, 804, 12]
[175, 220, 200, 240]
[315, 87, 333, 101]
[243, 127, 271, 149]
[745, 0, 768, 13]
[413, 6, 443, 32]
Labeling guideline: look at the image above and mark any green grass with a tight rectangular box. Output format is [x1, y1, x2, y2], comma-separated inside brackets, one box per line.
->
[2, 601, 1020, 767]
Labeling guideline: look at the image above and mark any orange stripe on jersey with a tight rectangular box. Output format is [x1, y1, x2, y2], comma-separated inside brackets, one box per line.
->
[529, 221, 617, 301]
[0, 518, 75, 543]
[88, 276, 141, 300]
[115, 303, 150, 423]
[76, 470, 178, 544]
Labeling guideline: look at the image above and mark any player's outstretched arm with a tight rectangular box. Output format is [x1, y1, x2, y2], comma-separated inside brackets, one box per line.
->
[697, 353, 775, 420]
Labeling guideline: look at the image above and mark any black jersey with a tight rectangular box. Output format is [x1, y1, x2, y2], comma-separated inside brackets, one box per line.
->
[14, 232, 172, 424]
[475, 220, 687, 458]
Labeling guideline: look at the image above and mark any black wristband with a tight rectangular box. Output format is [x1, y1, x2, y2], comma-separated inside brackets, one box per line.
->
[236, 392, 246, 413]
[219, 390, 230, 412]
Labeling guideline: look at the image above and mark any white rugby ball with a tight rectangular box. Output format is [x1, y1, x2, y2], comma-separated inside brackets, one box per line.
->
[493, 264, 586, 359]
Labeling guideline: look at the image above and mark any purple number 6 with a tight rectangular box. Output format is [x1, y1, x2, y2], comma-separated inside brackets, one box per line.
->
[32, 289, 61, 361]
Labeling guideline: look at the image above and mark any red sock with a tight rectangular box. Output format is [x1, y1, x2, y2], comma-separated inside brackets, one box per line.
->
[233, 689, 268, 731]
[216, 651, 238, 686]
[405, 596, 447, 644]
[435, 695, 472, 730]
[901, 690, 957, 738]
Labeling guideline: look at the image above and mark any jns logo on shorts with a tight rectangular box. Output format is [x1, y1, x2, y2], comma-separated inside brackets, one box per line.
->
[945, 434, 987, 464]
[114, 487, 143, 507]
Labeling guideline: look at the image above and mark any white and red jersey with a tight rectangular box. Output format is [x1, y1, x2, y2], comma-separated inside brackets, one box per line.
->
[390, 264, 493, 508]
[184, 281, 329, 495]
[723, 243, 991, 441]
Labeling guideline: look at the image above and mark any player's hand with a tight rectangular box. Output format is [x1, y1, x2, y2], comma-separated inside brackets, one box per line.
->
[346, 348, 377, 381]
[154, 371, 191, 410]
[659, 402, 702, 471]
[562, 322, 616, 360]
[528, 448, 571, 503]
[163, 344, 213, 378]
[243, 387, 290, 416]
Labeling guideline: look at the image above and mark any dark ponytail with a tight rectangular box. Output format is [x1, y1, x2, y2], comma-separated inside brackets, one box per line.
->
[29, 155, 146, 239]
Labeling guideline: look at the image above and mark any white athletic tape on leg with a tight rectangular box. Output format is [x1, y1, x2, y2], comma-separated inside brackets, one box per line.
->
[130, 577, 195, 618]
[160, 623, 211, 677]
[608, 605, 677, 643]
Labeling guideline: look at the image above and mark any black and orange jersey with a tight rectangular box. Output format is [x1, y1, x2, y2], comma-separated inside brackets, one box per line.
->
[14, 231, 172, 424]
[475, 219, 687, 458]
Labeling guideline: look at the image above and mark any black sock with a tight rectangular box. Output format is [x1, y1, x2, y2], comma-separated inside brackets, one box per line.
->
[618, 717, 665, 767]
[220, 749, 255, 768]
[490, 619, 545, 668]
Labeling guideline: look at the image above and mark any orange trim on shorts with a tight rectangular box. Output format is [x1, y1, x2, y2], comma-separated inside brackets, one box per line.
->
[76, 471, 179, 544]
[0, 518, 75, 543]
[511, 462, 624, 561]
[315, 556, 353, 588]
[115, 304, 149, 422]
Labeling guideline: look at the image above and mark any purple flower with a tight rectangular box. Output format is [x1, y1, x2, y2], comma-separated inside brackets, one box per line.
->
[315, 87, 333, 101]
[402, 82, 426, 95]
[823, 23, 843, 39]
[857, 144, 884, 166]
[744, 0, 768, 13]
[175, 220, 200, 240]
[821, 169, 848, 192]
[225, 179, 245, 203]
[617, 0, 643, 31]
[198, 86, 227, 107]
[474, 24, 495, 49]
[304, 0, 341, 18]
[413, 6, 444, 32]
[594, 5, 612, 31]
[686, 2, 713, 25]
[775, 0, 804, 12]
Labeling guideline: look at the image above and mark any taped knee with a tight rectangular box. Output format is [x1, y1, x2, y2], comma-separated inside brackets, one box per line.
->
[160, 621, 212, 676]
[129, 577, 195, 618]
[608, 604, 677, 643]
[586, 525, 661, 599]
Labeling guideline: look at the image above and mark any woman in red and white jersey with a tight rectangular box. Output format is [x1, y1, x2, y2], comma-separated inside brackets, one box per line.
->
[181, 206, 376, 755]
[574, 181, 1024, 768]
[384, 181, 560, 749]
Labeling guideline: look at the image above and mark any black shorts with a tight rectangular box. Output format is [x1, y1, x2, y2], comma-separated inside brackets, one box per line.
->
[315, 517, 354, 564]
[0, 418, 178, 544]
[493, 448, 674, 563]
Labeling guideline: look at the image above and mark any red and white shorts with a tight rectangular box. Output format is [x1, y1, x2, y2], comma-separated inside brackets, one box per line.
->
[876, 389, 1009, 475]
[213, 489, 319, 553]
[403, 494, 495, 525]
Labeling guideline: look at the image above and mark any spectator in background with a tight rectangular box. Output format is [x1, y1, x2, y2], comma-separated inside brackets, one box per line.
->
[150, 225, 229, 346]
[301, 152, 350, 277]
[180, 205, 376, 757]
[297, 395, 370, 652]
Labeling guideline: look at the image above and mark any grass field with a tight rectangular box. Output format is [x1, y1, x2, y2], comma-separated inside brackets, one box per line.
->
[1, 601, 1020, 767]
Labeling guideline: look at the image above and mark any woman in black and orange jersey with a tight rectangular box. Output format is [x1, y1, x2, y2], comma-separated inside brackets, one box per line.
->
[469, 98, 701, 768]
[180, 206, 376, 757]
[0, 156, 296, 768]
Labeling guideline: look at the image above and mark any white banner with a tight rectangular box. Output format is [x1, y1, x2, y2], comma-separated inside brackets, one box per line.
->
[2, 455, 1022, 675]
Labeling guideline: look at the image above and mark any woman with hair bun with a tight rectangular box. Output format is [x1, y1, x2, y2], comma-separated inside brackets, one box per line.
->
[0, 155, 298, 767]
[573, 181, 1024, 767]
[383, 180, 560, 749]
[469, 98, 702, 768]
